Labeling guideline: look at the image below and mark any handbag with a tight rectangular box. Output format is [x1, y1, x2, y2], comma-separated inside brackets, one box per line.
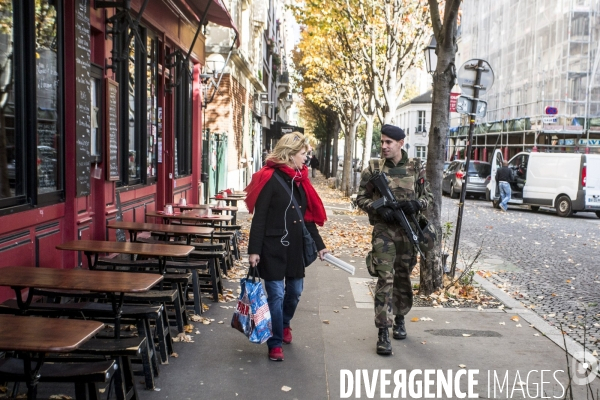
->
[273, 173, 319, 267]
[231, 266, 273, 344]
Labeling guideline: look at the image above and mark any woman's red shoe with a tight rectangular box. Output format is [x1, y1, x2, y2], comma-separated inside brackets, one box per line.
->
[269, 347, 284, 361]
[283, 327, 293, 344]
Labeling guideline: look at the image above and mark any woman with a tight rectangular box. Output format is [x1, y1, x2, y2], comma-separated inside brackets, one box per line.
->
[245, 132, 329, 361]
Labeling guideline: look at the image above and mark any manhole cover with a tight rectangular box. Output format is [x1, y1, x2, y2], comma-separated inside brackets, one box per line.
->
[424, 329, 502, 337]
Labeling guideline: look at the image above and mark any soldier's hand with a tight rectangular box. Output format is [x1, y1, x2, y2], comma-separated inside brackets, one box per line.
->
[376, 207, 395, 223]
[400, 200, 421, 215]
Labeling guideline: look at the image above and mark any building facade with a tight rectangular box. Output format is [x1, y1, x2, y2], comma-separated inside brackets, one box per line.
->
[0, 0, 237, 303]
[454, 0, 600, 160]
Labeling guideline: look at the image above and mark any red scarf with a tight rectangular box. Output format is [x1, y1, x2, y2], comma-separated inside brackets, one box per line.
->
[244, 161, 327, 226]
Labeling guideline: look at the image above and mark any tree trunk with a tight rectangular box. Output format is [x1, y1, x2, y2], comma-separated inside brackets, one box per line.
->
[420, 22, 459, 295]
[332, 117, 340, 179]
[362, 113, 374, 170]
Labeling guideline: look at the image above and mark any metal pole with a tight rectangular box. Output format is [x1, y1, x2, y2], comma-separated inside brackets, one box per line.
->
[450, 60, 485, 278]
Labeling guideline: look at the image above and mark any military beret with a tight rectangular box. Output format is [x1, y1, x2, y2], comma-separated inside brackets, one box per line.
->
[381, 124, 405, 140]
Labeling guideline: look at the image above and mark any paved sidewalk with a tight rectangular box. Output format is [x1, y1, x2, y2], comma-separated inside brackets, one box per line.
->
[128, 209, 599, 399]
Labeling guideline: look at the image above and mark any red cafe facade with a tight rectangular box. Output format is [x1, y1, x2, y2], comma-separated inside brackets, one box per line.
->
[0, 0, 237, 302]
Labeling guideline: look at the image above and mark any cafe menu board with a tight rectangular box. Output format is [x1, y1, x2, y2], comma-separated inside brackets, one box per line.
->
[75, 0, 91, 197]
[105, 78, 119, 181]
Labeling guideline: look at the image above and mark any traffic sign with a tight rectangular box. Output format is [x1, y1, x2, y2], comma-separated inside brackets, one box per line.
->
[545, 106, 558, 115]
[455, 96, 487, 118]
[457, 59, 494, 98]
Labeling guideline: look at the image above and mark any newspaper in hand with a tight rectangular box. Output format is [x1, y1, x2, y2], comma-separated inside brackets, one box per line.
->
[323, 253, 355, 275]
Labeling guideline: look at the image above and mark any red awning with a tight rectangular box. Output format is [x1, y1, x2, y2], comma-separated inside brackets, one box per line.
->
[185, 0, 240, 46]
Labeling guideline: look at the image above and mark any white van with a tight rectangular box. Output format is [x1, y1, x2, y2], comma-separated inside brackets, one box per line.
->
[489, 149, 600, 218]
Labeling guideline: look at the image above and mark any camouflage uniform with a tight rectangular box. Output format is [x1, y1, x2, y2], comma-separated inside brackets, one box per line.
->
[356, 150, 433, 328]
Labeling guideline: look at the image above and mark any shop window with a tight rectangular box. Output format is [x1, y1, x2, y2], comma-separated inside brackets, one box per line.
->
[0, 0, 63, 211]
[174, 57, 193, 177]
[90, 65, 103, 163]
[146, 35, 157, 180]
[416, 145, 427, 159]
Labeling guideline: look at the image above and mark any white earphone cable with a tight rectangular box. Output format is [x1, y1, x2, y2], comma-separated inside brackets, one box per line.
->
[280, 161, 302, 247]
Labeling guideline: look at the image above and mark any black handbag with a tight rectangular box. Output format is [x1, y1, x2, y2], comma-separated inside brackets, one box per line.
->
[273, 173, 319, 266]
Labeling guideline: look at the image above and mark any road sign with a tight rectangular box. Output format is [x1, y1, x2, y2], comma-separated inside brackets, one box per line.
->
[542, 116, 557, 124]
[457, 59, 494, 98]
[545, 106, 558, 115]
[455, 95, 488, 118]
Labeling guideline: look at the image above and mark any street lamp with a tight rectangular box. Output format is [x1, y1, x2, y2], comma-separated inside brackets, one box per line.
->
[423, 35, 437, 74]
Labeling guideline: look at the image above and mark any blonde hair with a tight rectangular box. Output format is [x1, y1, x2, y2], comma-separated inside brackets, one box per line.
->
[266, 132, 309, 164]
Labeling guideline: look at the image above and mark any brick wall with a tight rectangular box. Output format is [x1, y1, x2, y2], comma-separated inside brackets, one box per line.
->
[204, 74, 251, 173]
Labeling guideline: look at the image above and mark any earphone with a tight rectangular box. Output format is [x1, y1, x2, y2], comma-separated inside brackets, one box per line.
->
[280, 156, 302, 247]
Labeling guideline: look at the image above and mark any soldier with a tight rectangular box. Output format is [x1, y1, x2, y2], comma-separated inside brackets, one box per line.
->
[356, 124, 433, 355]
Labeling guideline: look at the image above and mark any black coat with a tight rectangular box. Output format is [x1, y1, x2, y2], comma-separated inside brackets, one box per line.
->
[248, 170, 326, 281]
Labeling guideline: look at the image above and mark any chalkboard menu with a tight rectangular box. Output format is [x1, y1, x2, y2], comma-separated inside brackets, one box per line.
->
[105, 78, 120, 181]
[74, 0, 91, 196]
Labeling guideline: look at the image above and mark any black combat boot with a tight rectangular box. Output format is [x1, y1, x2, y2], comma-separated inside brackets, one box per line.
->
[393, 315, 407, 340]
[376, 328, 392, 355]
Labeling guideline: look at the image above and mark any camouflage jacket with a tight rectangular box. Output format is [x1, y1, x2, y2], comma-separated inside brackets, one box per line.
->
[356, 150, 433, 225]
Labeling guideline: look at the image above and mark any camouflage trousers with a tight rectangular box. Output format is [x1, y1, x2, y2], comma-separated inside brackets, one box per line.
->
[368, 223, 417, 328]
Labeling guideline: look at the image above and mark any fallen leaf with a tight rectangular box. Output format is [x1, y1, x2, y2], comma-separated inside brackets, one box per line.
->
[510, 316, 520, 322]
[184, 324, 194, 333]
[420, 317, 433, 321]
[421, 341, 426, 344]
[593, 350, 598, 356]
[534, 333, 540, 337]
[411, 317, 420, 322]
[462, 334, 471, 337]
[515, 324, 522, 328]
[171, 352, 179, 358]
[281, 386, 292, 392]
[458, 364, 466, 368]
[499, 322, 506, 325]
[334, 310, 340, 313]
[342, 306, 349, 309]
[322, 320, 330, 324]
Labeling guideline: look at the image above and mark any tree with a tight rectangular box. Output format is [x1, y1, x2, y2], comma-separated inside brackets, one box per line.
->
[420, 0, 462, 295]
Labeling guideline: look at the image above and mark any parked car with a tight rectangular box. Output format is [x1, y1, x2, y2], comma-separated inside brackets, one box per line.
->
[443, 161, 452, 173]
[442, 160, 491, 199]
[489, 149, 600, 217]
[338, 157, 363, 171]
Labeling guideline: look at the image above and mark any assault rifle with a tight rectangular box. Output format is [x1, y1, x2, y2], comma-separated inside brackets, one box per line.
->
[369, 171, 428, 261]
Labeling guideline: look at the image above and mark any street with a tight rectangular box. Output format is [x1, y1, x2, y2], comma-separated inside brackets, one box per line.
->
[444, 196, 600, 355]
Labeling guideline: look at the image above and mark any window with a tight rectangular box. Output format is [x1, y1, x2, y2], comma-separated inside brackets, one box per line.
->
[146, 35, 158, 179]
[116, 24, 155, 185]
[416, 146, 427, 160]
[174, 56, 192, 177]
[417, 111, 426, 132]
[0, 0, 63, 211]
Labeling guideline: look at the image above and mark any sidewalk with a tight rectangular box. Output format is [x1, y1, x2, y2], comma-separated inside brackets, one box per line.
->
[132, 205, 599, 399]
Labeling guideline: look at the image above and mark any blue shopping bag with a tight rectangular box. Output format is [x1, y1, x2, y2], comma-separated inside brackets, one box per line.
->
[231, 267, 272, 344]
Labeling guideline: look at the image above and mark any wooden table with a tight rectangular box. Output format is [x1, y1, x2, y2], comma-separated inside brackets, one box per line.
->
[0, 314, 104, 399]
[168, 203, 238, 212]
[107, 221, 214, 244]
[209, 195, 246, 207]
[57, 240, 194, 274]
[0, 266, 162, 339]
[168, 204, 239, 224]
[146, 211, 233, 230]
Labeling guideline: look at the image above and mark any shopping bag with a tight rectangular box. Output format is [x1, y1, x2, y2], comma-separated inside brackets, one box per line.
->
[231, 279, 252, 337]
[231, 267, 273, 344]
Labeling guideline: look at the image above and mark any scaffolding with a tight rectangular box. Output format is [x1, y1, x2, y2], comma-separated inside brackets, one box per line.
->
[453, 0, 600, 159]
